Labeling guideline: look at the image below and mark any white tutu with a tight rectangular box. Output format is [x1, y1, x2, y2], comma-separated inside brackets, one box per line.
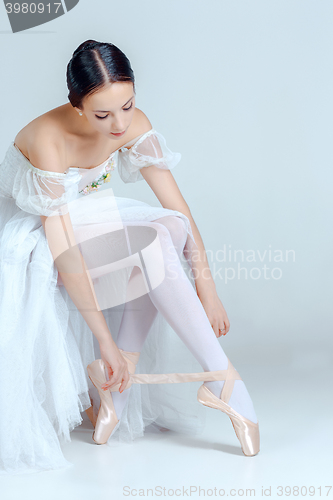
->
[0, 129, 207, 475]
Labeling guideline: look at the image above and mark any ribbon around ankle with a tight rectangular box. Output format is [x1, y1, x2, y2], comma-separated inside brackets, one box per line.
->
[90, 356, 243, 392]
[128, 368, 241, 385]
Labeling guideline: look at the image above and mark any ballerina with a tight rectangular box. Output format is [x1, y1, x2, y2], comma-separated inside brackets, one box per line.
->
[0, 39, 259, 475]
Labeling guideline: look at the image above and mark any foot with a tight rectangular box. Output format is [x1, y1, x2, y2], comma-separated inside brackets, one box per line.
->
[111, 388, 130, 421]
[198, 382, 260, 456]
[204, 379, 258, 424]
[85, 406, 97, 428]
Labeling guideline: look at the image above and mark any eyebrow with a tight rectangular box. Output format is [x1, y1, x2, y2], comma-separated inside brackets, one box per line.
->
[93, 95, 134, 113]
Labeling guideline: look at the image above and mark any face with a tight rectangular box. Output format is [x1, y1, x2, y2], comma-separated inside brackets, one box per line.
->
[75, 81, 135, 140]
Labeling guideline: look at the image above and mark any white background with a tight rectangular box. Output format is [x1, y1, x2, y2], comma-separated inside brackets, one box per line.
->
[0, 0, 332, 497]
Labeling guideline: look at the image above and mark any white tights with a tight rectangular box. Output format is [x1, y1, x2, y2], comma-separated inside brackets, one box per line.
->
[111, 216, 258, 424]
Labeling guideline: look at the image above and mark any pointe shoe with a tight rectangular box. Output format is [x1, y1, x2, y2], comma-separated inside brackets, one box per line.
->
[85, 397, 97, 428]
[197, 359, 260, 457]
[87, 349, 140, 445]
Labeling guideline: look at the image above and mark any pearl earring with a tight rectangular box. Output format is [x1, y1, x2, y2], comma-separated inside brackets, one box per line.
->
[79, 112, 83, 116]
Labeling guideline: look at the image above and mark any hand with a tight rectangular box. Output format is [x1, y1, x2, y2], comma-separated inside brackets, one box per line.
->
[197, 286, 230, 338]
[98, 336, 130, 393]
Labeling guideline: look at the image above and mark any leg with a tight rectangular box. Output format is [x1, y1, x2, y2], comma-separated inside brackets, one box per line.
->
[111, 216, 188, 419]
[117, 215, 188, 352]
[103, 216, 257, 424]
[133, 217, 258, 423]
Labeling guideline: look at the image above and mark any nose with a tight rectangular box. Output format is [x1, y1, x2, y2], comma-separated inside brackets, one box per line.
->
[111, 117, 125, 133]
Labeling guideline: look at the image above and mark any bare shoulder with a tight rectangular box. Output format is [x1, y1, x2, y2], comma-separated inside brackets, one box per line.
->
[15, 118, 67, 174]
[127, 107, 153, 140]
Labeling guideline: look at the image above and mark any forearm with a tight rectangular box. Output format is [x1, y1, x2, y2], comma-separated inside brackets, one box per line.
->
[56, 248, 114, 345]
[43, 212, 114, 345]
[183, 212, 217, 297]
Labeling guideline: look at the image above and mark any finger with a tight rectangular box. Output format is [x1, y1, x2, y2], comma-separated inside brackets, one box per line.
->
[102, 372, 120, 390]
[103, 361, 129, 390]
[102, 363, 113, 381]
[211, 323, 220, 338]
[119, 372, 130, 393]
[218, 324, 226, 337]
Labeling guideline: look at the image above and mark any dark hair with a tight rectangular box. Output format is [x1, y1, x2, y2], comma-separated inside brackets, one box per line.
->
[66, 39, 135, 109]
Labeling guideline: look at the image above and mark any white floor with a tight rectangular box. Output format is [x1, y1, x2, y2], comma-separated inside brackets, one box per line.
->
[1, 355, 332, 500]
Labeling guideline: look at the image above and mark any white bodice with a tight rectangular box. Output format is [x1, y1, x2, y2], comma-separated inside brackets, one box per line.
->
[0, 128, 181, 217]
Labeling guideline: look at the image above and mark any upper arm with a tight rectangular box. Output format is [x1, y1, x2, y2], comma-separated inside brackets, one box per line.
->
[130, 110, 191, 216]
[23, 127, 68, 228]
[26, 129, 79, 266]
[27, 125, 67, 175]
[140, 166, 191, 216]
[40, 211, 81, 274]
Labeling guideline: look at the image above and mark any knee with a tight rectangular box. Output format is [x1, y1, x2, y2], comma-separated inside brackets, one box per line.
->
[156, 216, 188, 256]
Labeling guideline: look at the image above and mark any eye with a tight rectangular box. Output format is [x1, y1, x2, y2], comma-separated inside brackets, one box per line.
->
[95, 102, 133, 119]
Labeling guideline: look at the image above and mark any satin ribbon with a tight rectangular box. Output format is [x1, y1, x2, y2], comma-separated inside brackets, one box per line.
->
[127, 368, 236, 385]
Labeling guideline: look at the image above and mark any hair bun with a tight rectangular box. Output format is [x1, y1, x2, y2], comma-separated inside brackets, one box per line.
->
[73, 40, 99, 57]
[67, 41, 135, 109]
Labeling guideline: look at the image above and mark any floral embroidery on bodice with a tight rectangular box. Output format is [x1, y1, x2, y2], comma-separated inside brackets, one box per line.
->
[78, 156, 116, 196]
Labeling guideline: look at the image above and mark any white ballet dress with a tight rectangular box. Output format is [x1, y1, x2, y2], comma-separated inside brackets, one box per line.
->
[0, 128, 209, 475]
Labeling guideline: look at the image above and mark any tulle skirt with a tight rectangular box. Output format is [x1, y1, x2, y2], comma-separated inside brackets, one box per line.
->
[0, 189, 207, 475]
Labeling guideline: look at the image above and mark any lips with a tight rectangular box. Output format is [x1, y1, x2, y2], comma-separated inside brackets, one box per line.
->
[111, 131, 125, 136]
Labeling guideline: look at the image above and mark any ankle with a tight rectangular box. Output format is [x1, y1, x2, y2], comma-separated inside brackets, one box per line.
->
[112, 386, 132, 421]
[228, 381, 258, 424]
[204, 380, 225, 398]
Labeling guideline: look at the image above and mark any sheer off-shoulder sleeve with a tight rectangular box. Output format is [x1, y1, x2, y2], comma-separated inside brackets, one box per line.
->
[11, 162, 81, 217]
[117, 128, 181, 183]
